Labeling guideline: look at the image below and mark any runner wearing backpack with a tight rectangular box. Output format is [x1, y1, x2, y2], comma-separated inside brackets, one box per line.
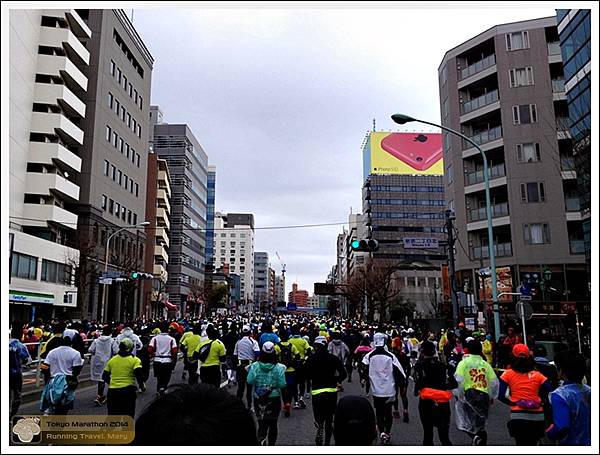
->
[275, 329, 301, 417]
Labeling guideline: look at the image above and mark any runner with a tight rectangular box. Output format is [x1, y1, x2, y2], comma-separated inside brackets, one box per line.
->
[234, 325, 261, 409]
[247, 341, 287, 445]
[114, 325, 143, 356]
[180, 323, 203, 385]
[454, 339, 498, 445]
[258, 320, 280, 348]
[327, 330, 350, 391]
[304, 335, 347, 445]
[289, 324, 312, 409]
[89, 325, 116, 406]
[362, 332, 405, 445]
[148, 322, 178, 396]
[194, 324, 227, 388]
[275, 329, 301, 416]
[391, 332, 412, 422]
[354, 336, 373, 396]
[9, 323, 31, 418]
[102, 338, 146, 418]
[497, 343, 553, 445]
[413, 340, 456, 445]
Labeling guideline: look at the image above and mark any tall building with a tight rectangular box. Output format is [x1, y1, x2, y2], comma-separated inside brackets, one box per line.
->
[205, 165, 217, 271]
[288, 283, 308, 310]
[142, 153, 171, 318]
[152, 117, 209, 316]
[557, 9, 591, 270]
[9, 9, 90, 321]
[254, 252, 269, 312]
[213, 213, 255, 303]
[274, 274, 286, 305]
[71, 9, 154, 321]
[362, 132, 447, 317]
[438, 16, 587, 325]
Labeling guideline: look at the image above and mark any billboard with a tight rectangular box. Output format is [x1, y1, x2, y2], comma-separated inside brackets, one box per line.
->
[479, 266, 513, 303]
[363, 132, 443, 178]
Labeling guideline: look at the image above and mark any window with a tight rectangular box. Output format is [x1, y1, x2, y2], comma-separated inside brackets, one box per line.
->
[220, 249, 226, 255]
[110, 60, 116, 76]
[110, 164, 116, 180]
[101, 194, 107, 210]
[516, 143, 541, 162]
[230, 241, 236, 246]
[130, 180, 134, 194]
[121, 206, 126, 221]
[127, 210, 132, 224]
[441, 65, 448, 86]
[127, 113, 131, 127]
[230, 258, 236, 263]
[131, 149, 136, 163]
[137, 124, 141, 138]
[136, 153, 140, 167]
[139, 96, 143, 109]
[131, 118, 136, 132]
[125, 143, 130, 159]
[108, 92, 113, 109]
[119, 137, 124, 153]
[520, 182, 546, 203]
[124, 174, 129, 189]
[115, 202, 120, 216]
[133, 213, 137, 225]
[509, 67, 534, 87]
[220, 241, 226, 247]
[506, 31, 530, 51]
[512, 104, 537, 124]
[117, 67, 122, 83]
[446, 163, 453, 184]
[11, 252, 38, 280]
[121, 106, 126, 121]
[134, 89, 138, 103]
[123, 75, 127, 90]
[112, 131, 118, 147]
[523, 223, 550, 244]
[109, 199, 114, 214]
[106, 125, 111, 141]
[442, 98, 449, 118]
[114, 99, 120, 115]
[230, 250, 236, 255]
[240, 233, 246, 238]
[117, 170, 122, 185]
[220, 233, 226, 237]
[103, 160, 109, 176]
[230, 266, 236, 272]
[128, 82, 133, 97]
[135, 183, 139, 197]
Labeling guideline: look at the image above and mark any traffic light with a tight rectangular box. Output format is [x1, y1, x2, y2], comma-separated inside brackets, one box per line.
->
[130, 272, 153, 280]
[350, 238, 379, 252]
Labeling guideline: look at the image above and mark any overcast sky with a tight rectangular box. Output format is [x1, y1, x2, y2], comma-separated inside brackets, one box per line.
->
[131, 4, 555, 297]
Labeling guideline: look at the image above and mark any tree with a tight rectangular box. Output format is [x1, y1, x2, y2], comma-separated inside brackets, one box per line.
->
[66, 237, 100, 321]
[189, 280, 229, 317]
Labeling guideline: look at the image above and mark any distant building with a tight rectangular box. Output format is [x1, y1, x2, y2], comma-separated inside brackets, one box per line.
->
[254, 252, 269, 312]
[274, 275, 286, 305]
[205, 165, 217, 271]
[288, 283, 308, 309]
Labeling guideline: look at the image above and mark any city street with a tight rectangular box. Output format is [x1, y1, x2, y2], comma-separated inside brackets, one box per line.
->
[18, 360, 515, 446]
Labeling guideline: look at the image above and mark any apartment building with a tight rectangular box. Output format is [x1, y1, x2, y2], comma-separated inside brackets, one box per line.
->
[9, 9, 90, 321]
[205, 165, 217, 271]
[438, 16, 587, 320]
[288, 283, 309, 309]
[274, 275, 286, 305]
[213, 213, 255, 302]
[254, 252, 269, 312]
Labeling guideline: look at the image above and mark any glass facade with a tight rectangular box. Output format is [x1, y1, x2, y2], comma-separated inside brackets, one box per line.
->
[558, 9, 591, 266]
[205, 168, 216, 269]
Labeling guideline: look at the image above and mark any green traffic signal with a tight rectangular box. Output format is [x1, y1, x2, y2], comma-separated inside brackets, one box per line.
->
[350, 238, 379, 252]
[351, 239, 360, 249]
[131, 272, 139, 279]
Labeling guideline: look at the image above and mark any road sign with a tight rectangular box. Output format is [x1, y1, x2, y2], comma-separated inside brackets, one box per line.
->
[403, 238, 439, 249]
[101, 271, 122, 279]
[478, 267, 491, 276]
[516, 301, 533, 320]
[99, 277, 113, 285]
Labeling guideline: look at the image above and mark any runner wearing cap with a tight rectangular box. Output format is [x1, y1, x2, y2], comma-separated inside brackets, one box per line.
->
[247, 341, 287, 445]
[304, 335, 347, 445]
[362, 332, 405, 445]
[497, 343, 553, 445]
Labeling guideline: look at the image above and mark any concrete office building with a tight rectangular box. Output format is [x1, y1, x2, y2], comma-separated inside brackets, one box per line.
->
[9, 9, 90, 321]
[213, 213, 255, 303]
[438, 16, 587, 321]
[274, 275, 286, 305]
[288, 283, 309, 309]
[151, 116, 209, 316]
[205, 165, 217, 271]
[65, 9, 154, 321]
[254, 252, 269, 312]
[557, 9, 591, 271]
[142, 154, 171, 318]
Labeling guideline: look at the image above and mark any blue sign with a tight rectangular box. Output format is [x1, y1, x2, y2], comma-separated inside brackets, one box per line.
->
[403, 238, 439, 249]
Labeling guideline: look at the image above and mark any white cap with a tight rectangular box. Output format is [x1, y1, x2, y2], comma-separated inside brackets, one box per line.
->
[314, 336, 327, 345]
[262, 341, 275, 354]
[373, 332, 387, 347]
[242, 325, 251, 333]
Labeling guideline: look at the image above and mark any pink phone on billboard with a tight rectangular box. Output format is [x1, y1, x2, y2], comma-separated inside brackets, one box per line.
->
[380, 133, 443, 171]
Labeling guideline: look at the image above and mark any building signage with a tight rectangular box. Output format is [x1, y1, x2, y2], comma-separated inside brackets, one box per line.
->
[403, 238, 439, 249]
[9, 290, 54, 305]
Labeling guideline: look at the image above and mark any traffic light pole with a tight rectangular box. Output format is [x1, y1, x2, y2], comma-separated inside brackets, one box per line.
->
[445, 210, 459, 326]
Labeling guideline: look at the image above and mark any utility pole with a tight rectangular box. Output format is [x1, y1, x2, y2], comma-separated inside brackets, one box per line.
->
[445, 210, 459, 326]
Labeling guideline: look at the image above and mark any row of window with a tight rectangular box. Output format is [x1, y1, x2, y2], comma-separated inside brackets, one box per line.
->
[108, 92, 142, 138]
[105, 125, 141, 167]
[216, 241, 248, 249]
[373, 225, 446, 233]
[113, 29, 145, 79]
[103, 160, 140, 196]
[10, 252, 72, 284]
[101, 194, 138, 225]
[109, 57, 144, 109]
[371, 212, 446, 219]
[370, 185, 445, 193]
[219, 233, 248, 238]
[370, 199, 445, 207]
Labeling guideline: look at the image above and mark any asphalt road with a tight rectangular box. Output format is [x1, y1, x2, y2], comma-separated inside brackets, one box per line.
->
[17, 360, 516, 446]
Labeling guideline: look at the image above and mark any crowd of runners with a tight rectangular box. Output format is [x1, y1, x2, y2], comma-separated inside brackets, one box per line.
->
[8, 314, 592, 446]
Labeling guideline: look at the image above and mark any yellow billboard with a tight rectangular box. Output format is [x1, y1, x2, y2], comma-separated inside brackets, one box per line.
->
[363, 132, 444, 177]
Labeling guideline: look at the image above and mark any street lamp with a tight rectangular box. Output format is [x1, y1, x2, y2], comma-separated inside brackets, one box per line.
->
[100, 221, 151, 322]
[391, 113, 501, 341]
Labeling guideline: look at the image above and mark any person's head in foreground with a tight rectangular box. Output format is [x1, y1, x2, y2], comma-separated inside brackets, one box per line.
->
[334, 395, 377, 445]
[553, 350, 586, 383]
[134, 384, 258, 445]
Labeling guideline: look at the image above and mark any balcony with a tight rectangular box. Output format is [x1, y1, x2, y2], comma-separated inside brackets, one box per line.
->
[459, 54, 496, 81]
[467, 202, 509, 222]
[461, 89, 499, 115]
[36, 54, 87, 92]
[22, 203, 77, 230]
[155, 227, 169, 247]
[552, 79, 565, 93]
[471, 242, 512, 259]
[28, 142, 82, 173]
[465, 162, 506, 186]
[31, 111, 84, 145]
[153, 263, 168, 278]
[156, 207, 170, 230]
[569, 240, 585, 254]
[462, 125, 502, 150]
[42, 9, 92, 39]
[547, 42, 562, 55]
[556, 117, 572, 140]
[156, 189, 171, 212]
[34, 82, 86, 118]
[39, 26, 90, 66]
[154, 245, 169, 263]
[26, 172, 80, 202]
[565, 197, 581, 212]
